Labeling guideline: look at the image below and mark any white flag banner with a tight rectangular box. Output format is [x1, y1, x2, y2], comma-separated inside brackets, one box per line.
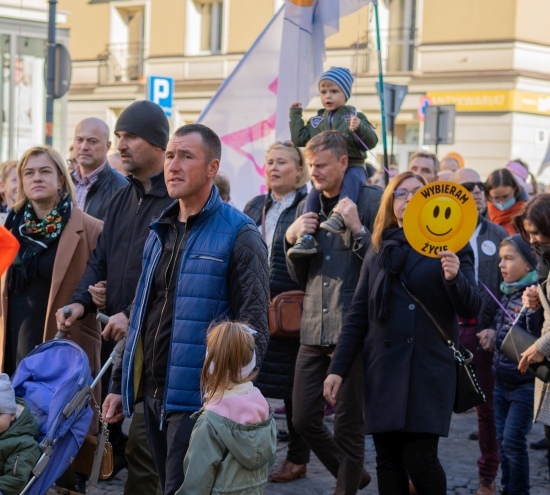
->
[198, 1, 372, 209]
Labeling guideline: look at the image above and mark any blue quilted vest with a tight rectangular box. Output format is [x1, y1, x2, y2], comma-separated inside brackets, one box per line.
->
[121, 187, 255, 416]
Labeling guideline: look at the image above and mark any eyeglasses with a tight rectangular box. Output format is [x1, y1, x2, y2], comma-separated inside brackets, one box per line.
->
[461, 182, 485, 192]
[271, 140, 302, 167]
[393, 187, 421, 199]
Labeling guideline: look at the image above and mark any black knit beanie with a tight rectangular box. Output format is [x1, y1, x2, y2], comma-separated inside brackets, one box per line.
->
[115, 100, 170, 149]
[504, 234, 537, 270]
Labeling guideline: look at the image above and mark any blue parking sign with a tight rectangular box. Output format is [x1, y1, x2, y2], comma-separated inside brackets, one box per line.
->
[147, 76, 174, 117]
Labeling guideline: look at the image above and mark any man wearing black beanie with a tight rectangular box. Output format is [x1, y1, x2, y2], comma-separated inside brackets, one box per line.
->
[57, 100, 174, 495]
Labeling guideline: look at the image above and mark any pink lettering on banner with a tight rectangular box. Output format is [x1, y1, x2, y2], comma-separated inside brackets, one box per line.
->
[220, 77, 279, 196]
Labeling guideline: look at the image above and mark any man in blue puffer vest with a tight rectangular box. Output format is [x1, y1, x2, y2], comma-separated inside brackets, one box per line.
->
[102, 124, 270, 495]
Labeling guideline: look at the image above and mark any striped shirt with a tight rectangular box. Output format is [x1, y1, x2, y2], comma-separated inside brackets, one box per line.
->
[73, 162, 108, 210]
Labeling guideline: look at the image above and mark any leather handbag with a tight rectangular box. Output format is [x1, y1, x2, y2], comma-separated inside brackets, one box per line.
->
[399, 274, 485, 413]
[72, 434, 114, 480]
[268, 290, 305, 338]
[501, 323, 550, 382]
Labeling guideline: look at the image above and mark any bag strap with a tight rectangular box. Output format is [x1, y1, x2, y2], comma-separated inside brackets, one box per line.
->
[261, 204, 266, 239]
[398, 273, 466, 363]
[87, 392, 110, 495]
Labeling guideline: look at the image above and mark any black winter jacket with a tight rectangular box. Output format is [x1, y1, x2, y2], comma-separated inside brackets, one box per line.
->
[244, 188, 307, 400]
[244, 187, 307, 297]
[71, 171, 174, 318]
[72, 164, 128, 221]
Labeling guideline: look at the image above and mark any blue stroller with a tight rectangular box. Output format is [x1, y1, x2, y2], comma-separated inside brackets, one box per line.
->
[12, 330, 124, 495]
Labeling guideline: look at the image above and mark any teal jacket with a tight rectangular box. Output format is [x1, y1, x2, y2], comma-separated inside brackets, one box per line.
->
[0, 399, 41, 495]
[289, 104, 378, 167]
[176, 409, 276, 495]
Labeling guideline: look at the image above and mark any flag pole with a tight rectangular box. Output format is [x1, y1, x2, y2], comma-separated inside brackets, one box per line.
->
[373, 0, 390, 184]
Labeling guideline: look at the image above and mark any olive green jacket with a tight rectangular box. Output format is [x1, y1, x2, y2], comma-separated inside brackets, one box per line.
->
[176, 409, 276, 495]
[0, 399, 41, 495]
[289, 104, 378, 167]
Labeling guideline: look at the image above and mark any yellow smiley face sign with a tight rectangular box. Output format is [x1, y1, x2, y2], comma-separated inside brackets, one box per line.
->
[403, 181, 478, 257]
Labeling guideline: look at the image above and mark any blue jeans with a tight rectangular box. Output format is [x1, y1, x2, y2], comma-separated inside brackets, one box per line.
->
[494, 380, 534, 495]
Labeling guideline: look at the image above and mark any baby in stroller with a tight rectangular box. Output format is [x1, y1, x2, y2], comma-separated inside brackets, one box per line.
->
[0, 372, 40, 495]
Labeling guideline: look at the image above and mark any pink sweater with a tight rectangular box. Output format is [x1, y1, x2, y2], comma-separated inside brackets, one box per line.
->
[204, 382, 270, 425]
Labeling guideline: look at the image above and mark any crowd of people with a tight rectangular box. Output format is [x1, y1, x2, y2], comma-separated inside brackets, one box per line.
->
[0, 65, 549, 495]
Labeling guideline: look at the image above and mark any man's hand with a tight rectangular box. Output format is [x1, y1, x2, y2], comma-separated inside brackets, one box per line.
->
[349, 115, 360, 132]
[88, 281, 106, 309]
[291, 102, 302, 108]
[522, 285, 540, 311]
[285, 212, 319, 245]
[103, 393, 125, 424]
[477, 329, 497, 352]
[323, 374, 343, 406]
[102, 311, 129, 342]
[55, 303, 85, 333]
[333, 198, 362, 234]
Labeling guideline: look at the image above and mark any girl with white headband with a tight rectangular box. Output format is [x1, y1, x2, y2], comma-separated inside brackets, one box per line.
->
[176, 321, 276, 495]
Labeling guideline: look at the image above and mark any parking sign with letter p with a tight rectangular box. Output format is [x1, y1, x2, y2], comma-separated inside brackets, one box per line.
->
[147, 76, 174, 117]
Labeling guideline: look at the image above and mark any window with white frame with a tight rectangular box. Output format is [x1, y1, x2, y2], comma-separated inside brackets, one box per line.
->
[186, 0, 224, 54]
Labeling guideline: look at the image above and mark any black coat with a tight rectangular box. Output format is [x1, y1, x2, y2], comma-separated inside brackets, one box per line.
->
[72, 164, 128, 221]
[244, 187, 307, 400]
[71, 171, 174, 318]
[330, 236, 481, 437]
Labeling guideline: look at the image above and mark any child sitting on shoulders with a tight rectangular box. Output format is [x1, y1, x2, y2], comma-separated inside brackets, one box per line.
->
[176, 322, 276, 495]
[0, 373, 41, 495]
[288, 66, 378, 258]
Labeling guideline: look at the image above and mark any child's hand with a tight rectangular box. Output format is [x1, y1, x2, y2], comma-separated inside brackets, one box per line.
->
[349, 115, 360, 131]
[291, 102, 302, 108]
[522, 285, 540, 310]
[477, 329, 496, 352]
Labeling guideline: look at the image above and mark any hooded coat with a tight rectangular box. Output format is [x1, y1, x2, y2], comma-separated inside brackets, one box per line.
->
[176, 409, 276, 495]
[0, 398, 40, 495]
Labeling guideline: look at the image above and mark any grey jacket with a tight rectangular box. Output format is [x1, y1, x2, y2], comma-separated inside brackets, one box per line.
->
[177, 409, 276, 495]
[285, 185, 382, 346]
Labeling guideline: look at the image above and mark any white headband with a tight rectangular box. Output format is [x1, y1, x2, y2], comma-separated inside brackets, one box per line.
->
[208, 325, 257, 380]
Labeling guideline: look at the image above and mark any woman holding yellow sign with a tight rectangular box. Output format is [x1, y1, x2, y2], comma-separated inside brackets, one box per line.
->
[324, 171, 481, 495]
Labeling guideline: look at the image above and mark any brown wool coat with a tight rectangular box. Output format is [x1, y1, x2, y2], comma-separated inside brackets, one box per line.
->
[0, 207, 103, 381]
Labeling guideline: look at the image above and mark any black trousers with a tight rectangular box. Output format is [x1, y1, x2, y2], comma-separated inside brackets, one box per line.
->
[284, 398, 311, 465]
[372, 432, 446, 495]
[143, 394, 196, 495]
[292, 344, 365, 495]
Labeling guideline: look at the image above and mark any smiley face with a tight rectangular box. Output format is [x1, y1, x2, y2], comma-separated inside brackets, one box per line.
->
[418, 196, 464, 243]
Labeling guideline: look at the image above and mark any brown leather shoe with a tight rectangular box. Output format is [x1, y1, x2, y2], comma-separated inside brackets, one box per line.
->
[359, 470, 371, 490]
[476, 478, 496, 495]
[268, 460, 306, 482]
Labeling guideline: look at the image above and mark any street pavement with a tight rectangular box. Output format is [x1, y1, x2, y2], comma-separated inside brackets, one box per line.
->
[95, 399, 548, 494]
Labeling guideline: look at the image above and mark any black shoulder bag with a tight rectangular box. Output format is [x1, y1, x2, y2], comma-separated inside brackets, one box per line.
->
[399, 274, 486, 413]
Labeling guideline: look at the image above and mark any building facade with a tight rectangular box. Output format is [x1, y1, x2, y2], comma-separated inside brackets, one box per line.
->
[0, 0, 69, 161]
[58, 0, 550, 179]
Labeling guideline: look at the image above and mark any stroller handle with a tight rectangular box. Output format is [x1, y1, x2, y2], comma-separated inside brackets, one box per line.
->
[55, 306, 72, 339]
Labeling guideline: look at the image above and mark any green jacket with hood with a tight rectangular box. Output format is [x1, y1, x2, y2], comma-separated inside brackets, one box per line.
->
[176, 409, 276, 495]
[0, 398, 41, 495]
[289, 104, 378, 167]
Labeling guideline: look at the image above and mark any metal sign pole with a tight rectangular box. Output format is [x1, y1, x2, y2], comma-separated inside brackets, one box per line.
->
[373, 0, 390, 184]
[45, 0, 57, 146]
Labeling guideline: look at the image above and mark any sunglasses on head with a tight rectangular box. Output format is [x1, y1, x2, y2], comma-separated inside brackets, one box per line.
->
[461, 182, 485, 192]
[272, 141, 302, 166]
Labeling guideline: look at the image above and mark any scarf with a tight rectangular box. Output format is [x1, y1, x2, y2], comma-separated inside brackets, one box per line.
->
[500, 270, 539, 295]
[369, 227, 410, 321]
[487, 200, 526, 235]
[8, 197, 71, 292]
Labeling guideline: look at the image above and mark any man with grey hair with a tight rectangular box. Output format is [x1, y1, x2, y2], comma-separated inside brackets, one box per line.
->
[408, 150, 439, 183]
[71, 117, 127, 220]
